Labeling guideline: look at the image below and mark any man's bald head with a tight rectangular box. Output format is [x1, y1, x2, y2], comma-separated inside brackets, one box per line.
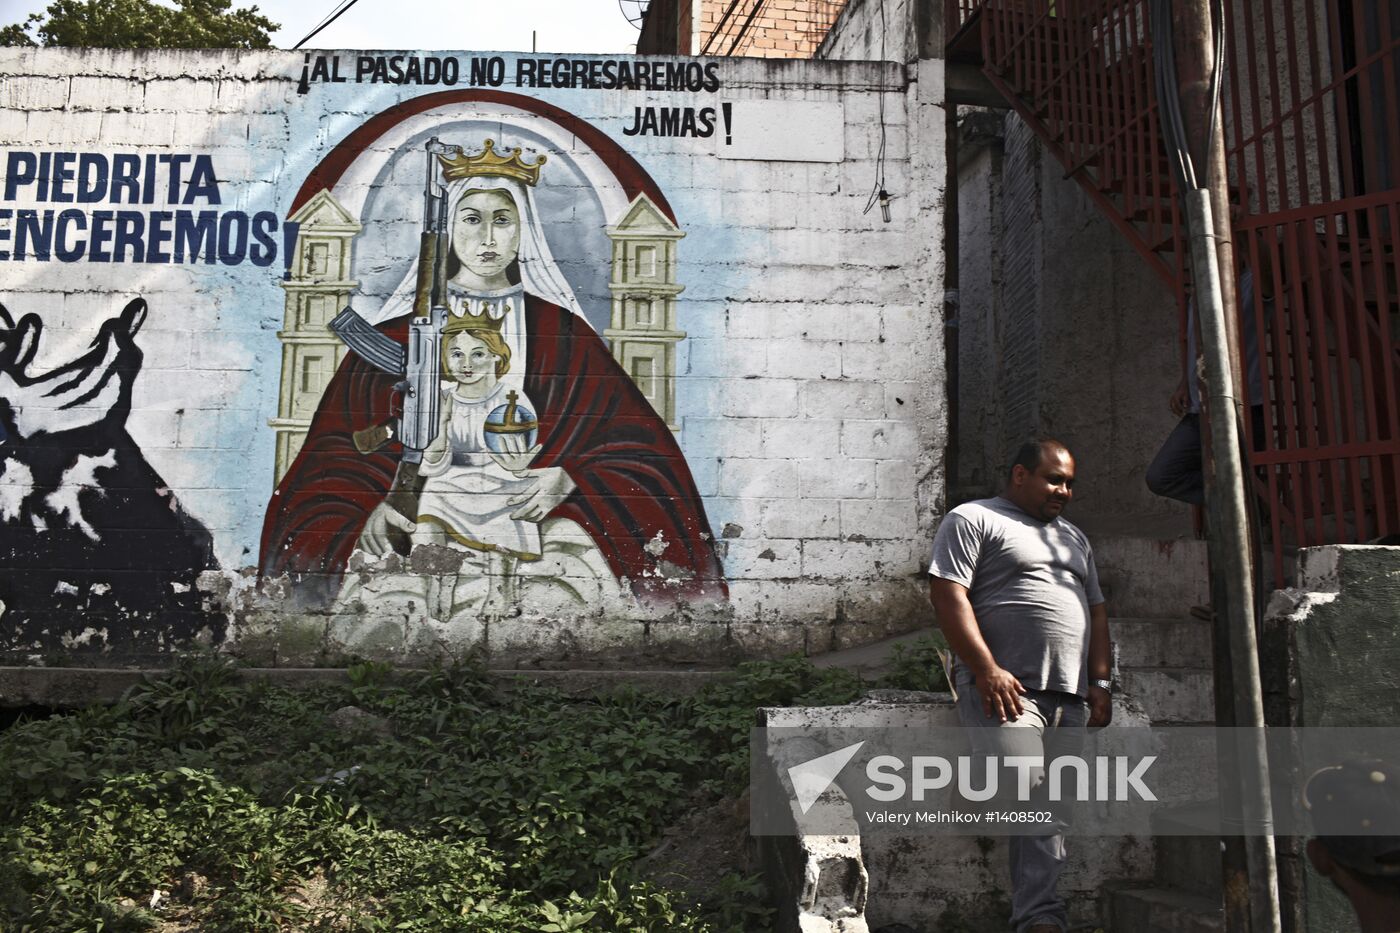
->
[1006, 437, 1072, 483]
[1004, 437, 1076, 522]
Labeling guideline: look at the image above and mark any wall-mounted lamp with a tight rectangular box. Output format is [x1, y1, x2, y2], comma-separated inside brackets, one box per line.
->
[878, 189, 893, 223]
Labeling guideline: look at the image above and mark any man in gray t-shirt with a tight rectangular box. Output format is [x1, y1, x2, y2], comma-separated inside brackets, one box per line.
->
[927, 437, 1111, 933]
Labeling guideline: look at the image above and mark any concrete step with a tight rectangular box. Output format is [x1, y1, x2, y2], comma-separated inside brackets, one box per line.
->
[1092, 536, 1210, 620]
[1118, 667, 1216, 724]
[1105, 883, 1224, 933]
[1152, 802, 1225, 897]
[1110, 617, 1213, 670]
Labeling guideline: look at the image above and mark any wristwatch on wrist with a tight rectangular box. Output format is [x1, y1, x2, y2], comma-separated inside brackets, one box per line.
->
[1091, 678, 1113, 692]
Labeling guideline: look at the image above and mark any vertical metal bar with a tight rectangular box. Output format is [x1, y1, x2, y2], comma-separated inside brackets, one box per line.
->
[1302, 218, 1348, 541]
[1325, 0, 1361, 199]
[1366, 198, 1400, 535]
[1239, 2, 1270, 215]
[1300, 0, 1333, 204]
[1279, 0, 1310, 209]
[1321, 212, 1355, 537]
[1346, 0, 1383, 199]
[1375, 1, 1400, 212]
[1223, 0, 1251, 214]
[1291, 219, 1328, 546]
[1262, 223, 1291, 580]
[1259, 0, 1291, 212]
[1277, 220, 1309, 547]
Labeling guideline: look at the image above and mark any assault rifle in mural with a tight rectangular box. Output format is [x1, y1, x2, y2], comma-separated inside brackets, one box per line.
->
[329, 137, 454, 457]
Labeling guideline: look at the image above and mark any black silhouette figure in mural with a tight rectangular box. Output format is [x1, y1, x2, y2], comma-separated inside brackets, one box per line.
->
[0, 299, 219, 659]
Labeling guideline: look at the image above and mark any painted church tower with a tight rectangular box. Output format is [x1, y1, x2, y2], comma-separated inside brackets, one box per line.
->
[270, 189, 361, 484]
[604, 193, 686, 430]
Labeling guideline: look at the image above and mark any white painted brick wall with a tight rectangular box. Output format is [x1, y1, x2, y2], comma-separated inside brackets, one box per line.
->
[0, 49, 946, 662]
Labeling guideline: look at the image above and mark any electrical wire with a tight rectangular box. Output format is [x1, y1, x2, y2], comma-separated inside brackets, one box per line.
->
[295, 0, 352, 48]
[862, 0, 889, 216]
[293, 0, 364, 50]
[1150, 0, 1226, 193]
[725, 0, 772, 55]
[701, 0, 749, 56]
[1206, 0, 1226, 189]
[1152, 0, 1264, 615]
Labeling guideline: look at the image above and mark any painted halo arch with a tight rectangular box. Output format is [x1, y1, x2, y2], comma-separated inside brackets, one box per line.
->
[289, 88, 675, 222]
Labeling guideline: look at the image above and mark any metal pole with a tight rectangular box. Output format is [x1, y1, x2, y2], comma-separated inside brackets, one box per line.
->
[1184, 191, 1281, 933]
[944, 104, 960, 494]
[1169, 3, 1281, 931]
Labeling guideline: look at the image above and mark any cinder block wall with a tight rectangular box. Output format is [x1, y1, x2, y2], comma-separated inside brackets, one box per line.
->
[0, 50, 944, 667]
[817, 0, 918, 63]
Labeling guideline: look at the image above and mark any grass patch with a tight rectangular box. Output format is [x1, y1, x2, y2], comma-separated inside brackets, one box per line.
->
[0, 638, 947, 931]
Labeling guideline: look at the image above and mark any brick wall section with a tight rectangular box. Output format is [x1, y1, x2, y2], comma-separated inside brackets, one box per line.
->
[697, 0, 847, 57]
[0, 50, 945, 666]
[640, 0, 850, 59]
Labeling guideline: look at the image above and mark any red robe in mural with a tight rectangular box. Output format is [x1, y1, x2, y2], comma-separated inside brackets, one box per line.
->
[260, 297, 726, 603]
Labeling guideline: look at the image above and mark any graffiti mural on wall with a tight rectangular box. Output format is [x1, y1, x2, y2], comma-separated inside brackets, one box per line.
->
[260, 98, 726, 645]
[0, 49, 928, 664]
[0, 298, 219, 653]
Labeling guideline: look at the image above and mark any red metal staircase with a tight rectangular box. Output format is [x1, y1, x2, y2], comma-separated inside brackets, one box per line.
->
[948, 0, 1400, 581]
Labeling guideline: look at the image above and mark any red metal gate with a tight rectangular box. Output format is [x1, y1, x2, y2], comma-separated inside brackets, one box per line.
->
[948, 0, 1400, 581]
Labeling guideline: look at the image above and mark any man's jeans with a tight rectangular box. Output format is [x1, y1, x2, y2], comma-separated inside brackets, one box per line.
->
[1146, 407, 1267, 507]
[956, 685, 1089, 933]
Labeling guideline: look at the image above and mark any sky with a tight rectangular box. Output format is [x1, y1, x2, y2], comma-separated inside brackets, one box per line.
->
[0, 0, 644, 53]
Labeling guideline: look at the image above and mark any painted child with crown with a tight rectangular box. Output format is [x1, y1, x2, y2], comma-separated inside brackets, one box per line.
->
[414, 310, 541, 560]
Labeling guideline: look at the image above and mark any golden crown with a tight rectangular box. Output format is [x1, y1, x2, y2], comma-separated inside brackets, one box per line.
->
[437, 139, 547, 186]
[443, 304, 507, 334]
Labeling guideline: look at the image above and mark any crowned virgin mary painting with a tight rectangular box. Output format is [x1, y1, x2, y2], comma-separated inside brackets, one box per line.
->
[260, 132, 725, 630]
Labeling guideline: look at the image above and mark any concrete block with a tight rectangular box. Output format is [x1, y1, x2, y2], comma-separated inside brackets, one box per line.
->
[728, 621, 808, 658]
[749, 580, 842, 625]
[1110, 618, 1213, 670]
[838, 579, 933, 626]
[768, 340, 843, 380]
[875, 459, 917, 499]
[801, 380, 886, 419]
[1106, 884, 1224, 933]
[725, 540, 802, 580]
[0, 108, 28, 143]
[841, 420, 922, 460]
[68, 75, 146, 110]
[724, 378, 802, 418]
[704, 497, 767, 539]
[1118, 668, 1215, 724]
[770, 303, 884, 342]
[762, 419, 844, 459]
[644, 619, 729, 664]
[1091, 536, 1210, 619]
[804, 540, 916, 580]
[688, 455, 720, 497]
[799, 458, 877, 499]
[1, 76, 68, 110]
[839, 499, 918, 540]
[488, 616, 646, 668]
[840, 341, 917, 382]
[720, 458, 800, 499]
[714, 337, 770, 377]
[764, 499, 841, 540]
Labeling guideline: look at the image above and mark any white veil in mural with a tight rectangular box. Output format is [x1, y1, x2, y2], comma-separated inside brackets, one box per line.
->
[368, 167, 586, 325]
